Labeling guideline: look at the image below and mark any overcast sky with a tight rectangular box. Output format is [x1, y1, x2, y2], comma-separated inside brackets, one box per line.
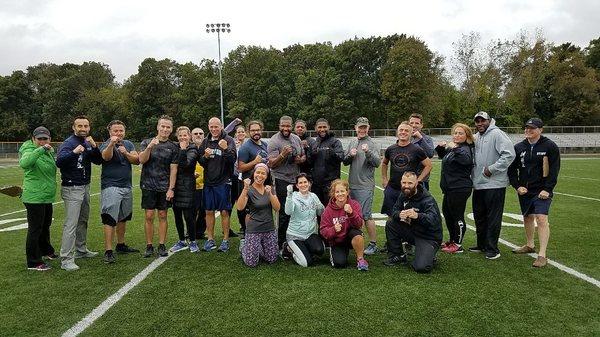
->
[1, 0, 599, 82]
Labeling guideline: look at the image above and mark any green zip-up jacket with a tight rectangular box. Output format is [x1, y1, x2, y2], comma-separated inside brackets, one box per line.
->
[18, 140, 57, 203]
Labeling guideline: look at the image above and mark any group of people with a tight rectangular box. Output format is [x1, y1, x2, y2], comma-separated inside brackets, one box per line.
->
[18, 111, 560, 273]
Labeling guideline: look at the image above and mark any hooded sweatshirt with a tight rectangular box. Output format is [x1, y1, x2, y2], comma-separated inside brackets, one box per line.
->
[343, 135, 381, 190]
[308, 131, 344, 186]
[18, 140, 57, 203]
[390, 185, 443, 242]
[320, 197, 363, 245]
[198, 130, 237, 186]
[472, 119, 516, 190]
[285, 191, 324, 240]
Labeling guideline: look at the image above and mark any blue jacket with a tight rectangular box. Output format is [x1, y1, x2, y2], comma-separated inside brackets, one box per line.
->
[56, 135, 102, 186]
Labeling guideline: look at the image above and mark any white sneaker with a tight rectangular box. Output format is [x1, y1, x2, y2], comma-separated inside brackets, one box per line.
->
[61, 262, 80, 271]
[74, 250, 98, 259]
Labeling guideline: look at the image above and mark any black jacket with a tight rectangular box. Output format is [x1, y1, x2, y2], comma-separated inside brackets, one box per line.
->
[508, 135, 560, 195]
[198, 130, 237, 186]
[56, 135, 102, 186]
[307, 131, 344, 186]
[297, 133, 315, 177]
[390, 185, 443, 242]
[435, 142, 474, 193]
[174, 144, 198, 208]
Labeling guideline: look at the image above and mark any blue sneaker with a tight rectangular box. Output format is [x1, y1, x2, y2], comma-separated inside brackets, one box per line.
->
[364, 242, 378, 255]
[189, 241, 199, 253]
[169, 240, 188, 253]
[217, 240, 230, 252]
[203, 239, 216, 252]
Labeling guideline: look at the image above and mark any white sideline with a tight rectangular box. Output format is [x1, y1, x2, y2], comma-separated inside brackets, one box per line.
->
[340, 170, 600, 288]
[553, 192, 600, 202]
[0, 192, 101, 218]
[62, 212, 221, 337]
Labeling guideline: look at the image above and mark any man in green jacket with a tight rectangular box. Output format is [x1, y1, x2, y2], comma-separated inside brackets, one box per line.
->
[19, 126, 57, 271]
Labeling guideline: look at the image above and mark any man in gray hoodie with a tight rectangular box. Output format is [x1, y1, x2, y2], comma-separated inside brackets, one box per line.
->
[471, 111, 515, 260]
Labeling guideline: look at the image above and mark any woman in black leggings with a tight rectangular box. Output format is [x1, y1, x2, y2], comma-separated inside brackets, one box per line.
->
[171, 126, 199, 253]
[435, 123, 475, 254]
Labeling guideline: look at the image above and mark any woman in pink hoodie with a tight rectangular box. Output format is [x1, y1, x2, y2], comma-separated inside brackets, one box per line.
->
[320, 179, 369, 271]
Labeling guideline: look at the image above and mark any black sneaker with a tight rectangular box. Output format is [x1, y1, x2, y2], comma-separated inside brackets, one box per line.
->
[279, 242, 293, 260]
[143, 245, 154, 258]
[104, 250, 116, 264]
[380, 242, 388, 253]
[468, 246, 485, 253]
[115, 244, 140, 254]
[383, 255, 407, 266]
[158, 244, 168, 257]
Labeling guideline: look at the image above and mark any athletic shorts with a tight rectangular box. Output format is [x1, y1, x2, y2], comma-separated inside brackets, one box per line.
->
[204, 184, 232, 211]
[519, 193, 552, 216]
[350, 188, 374, 220]
[381, 185, 401, 217]
[141, 189, 171, 210]
[101, 186, 133, 226]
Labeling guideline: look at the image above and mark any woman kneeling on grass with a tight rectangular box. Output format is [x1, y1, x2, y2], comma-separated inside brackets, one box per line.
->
[237, 163, 280, 267]
[320, 179, 369, 271]
[285, 173, 325, 267]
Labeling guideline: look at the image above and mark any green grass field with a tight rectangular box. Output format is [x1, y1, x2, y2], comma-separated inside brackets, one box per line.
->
[0, 158, 599, 337]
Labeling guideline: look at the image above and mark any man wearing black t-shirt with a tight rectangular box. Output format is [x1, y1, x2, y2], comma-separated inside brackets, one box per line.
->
[139, 115, 179, 258]
[381, 121, 432, 217]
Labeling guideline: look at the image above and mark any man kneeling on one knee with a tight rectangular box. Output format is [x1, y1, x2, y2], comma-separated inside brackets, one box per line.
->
[384, 171, 443, 273]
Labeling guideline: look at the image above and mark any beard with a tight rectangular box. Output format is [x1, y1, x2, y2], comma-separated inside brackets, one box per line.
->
[252, 134, 261, 141]
[402, 186, 416, 196]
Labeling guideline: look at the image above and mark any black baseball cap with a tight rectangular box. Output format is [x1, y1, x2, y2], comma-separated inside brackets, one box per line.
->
[32, 126, 51, 139]
[525, 118, 543, 129]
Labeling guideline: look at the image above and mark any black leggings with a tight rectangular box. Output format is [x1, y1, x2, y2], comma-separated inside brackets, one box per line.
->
[329, 228, 363, 268]
[287, 234, 325, 267]
[24, 203, 55, 267]
[442, 190, 471, 244]
[173, 206, 196, 242]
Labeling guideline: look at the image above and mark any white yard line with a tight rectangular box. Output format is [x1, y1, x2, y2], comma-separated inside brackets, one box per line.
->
[560, 175, 600, 182]
[554, 192, 600, 202]
[340, 170, 600, 288]
[63, 212, 220, 336]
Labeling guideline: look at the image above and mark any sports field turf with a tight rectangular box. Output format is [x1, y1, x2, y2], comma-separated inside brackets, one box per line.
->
[0, 158, 598, 336]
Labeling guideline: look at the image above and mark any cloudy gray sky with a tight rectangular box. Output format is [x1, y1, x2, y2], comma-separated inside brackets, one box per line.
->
[1, 0, 598, 82]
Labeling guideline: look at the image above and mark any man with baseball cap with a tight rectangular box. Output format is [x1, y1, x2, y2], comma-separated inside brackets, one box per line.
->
[508, 118, 560, 267]
[471, 111, 515, 260]
[343, 117, 381, 255]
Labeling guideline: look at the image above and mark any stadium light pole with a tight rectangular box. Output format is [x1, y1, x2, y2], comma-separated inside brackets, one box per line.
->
[206, 23, 231, 125]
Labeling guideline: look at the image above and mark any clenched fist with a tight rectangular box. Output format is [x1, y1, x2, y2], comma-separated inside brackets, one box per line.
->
[218, 139, 228, 150]
[343, 204, 353, 214]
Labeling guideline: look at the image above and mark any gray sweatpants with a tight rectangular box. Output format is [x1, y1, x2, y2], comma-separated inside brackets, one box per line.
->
[60, 185, 91, 264]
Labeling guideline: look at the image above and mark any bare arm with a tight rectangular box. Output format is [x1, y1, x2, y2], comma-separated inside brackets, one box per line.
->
[417, 158, 432, 182]
[381, 158, 389, 188]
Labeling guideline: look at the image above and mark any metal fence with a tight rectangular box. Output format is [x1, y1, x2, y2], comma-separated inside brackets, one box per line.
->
[2, 126, 599, 158]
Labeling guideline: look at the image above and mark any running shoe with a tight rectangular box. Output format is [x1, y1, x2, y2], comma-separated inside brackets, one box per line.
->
[169, 240, 188, 253]
[363, 242, 379, 255]
[357, 258, 369, 271]
[217, 240, 230, 252]
[143, 245, 154, 258]
[189, 241, 199, 253]
[203, 239, 217, 252]
[28, 263, 51, 271]
[104, 250, 116, 264]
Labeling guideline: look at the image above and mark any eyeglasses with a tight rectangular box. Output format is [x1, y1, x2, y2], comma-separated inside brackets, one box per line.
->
[36, 137, 49, 141]
[249, 129, 261, 133]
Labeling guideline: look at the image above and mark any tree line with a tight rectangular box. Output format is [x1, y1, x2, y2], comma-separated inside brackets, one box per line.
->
[1, 32, 599, 141]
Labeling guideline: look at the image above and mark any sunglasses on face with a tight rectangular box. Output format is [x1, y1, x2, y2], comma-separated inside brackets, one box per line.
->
[193, 132, 204, 135]
[36, 137, 49, 141]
